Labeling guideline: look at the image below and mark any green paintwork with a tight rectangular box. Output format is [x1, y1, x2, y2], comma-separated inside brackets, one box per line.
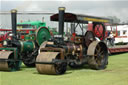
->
[17, 21, 46, 29]
[17, 21, 59, 35]
[20, 41, 35, 52]
[17, 21, 47, 36]
[36, 27, 51, 46]
[24, 34, 35, 41]
[17, 21, 52, 41]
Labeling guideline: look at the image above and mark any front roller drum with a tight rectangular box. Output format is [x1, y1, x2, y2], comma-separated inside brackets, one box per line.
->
[36, 52, 67, 75]
[0, 51, 21, 71]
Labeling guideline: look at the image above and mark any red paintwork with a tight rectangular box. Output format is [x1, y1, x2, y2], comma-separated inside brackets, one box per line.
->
[70, 33, 76, 41]
[87, 23, 93, 31]
[0, 43, 2, 47]
[0, 29, 36, 31]
[87, 23, 107, 40]
[0, 28, 36, 41]
[26, 30, 29, 33]
[0, 32, 10, 47]
[108, 46, 128, 53]
[94, 24, 104, 40]
[21, 35, 25, 39]
[0, 32, 9, 42]
[116, 36, 128, 38]
[87, 24, 128, 54]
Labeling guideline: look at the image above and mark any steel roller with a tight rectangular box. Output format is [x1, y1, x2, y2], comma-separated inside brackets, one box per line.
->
[36, 52, 59, 74]
[36, 51, 67, 75]
[0, 51, 13, 71]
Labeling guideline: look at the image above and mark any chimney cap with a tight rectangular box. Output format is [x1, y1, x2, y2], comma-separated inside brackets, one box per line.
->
[58, 7, 65, 11]
[11, 9, 17, 13]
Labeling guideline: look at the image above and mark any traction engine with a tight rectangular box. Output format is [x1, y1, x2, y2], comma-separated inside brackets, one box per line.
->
[0, 9, 51, 71]
[35, 7, 111, 75]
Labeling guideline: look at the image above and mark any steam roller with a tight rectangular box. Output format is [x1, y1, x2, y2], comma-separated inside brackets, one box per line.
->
[35, 7, 112, 75]
[0, 51, 13, 71]
[0, 48, 21, 71]
[36, 41, 67, 74]
[0, 9, 51, 71]
[0, 51, 17, 71]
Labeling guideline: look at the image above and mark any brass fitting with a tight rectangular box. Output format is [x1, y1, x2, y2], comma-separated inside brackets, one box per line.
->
[11, 9, 17, 13]
[59, 7, 65, 11]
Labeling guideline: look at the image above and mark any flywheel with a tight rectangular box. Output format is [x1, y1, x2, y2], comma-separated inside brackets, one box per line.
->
[84, 31, 96, 46]
[93, 23, 106, 41]
[36, 27, 51, 46]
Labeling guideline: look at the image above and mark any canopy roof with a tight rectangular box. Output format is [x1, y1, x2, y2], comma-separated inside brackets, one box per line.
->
[50, 13, 112, 23]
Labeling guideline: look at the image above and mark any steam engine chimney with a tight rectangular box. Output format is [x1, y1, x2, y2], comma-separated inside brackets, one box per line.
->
[58, 7, 65, 38]
[11, 9, 17, 40]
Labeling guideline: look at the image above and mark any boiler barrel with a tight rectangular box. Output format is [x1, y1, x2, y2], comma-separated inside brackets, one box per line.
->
[19, 41, 35, 52]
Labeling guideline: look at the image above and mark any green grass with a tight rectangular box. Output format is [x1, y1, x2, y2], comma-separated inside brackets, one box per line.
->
[0, 53, 128, 85]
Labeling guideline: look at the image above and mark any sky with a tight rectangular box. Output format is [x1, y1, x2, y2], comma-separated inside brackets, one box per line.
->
[0, 0, 128, 28]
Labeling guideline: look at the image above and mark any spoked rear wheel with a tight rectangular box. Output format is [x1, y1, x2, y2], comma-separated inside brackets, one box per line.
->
[87, 41, 108, 70]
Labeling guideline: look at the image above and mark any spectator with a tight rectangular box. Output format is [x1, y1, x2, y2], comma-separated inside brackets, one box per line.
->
[108, 31, 115, 46]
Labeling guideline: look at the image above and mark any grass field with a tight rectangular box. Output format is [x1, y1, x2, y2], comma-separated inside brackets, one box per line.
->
[0, 53, 128, 85]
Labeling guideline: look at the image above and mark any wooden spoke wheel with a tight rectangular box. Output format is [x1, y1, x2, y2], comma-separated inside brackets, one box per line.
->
[87, 41, 108, 70]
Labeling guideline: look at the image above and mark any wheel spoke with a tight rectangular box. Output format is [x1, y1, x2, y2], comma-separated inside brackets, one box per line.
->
[100, 54, 105, 59]
[94, 54, 98, 56]
[99, 51, 104, 57]
[96, 45, 101, 54]
[97, 25, 103, 36]
[95, 44, 105, 66]
[97, 59, 101, 65]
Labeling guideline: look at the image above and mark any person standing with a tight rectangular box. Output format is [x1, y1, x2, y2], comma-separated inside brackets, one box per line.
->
[109, 31, 115, 46]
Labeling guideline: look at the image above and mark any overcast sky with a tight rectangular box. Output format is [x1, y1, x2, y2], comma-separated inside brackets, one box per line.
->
[0, 0, 128, 28]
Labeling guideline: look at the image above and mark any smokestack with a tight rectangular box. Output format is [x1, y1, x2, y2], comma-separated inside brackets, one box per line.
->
[58, 7, 65, 38]
[11, 9, 17, 39]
